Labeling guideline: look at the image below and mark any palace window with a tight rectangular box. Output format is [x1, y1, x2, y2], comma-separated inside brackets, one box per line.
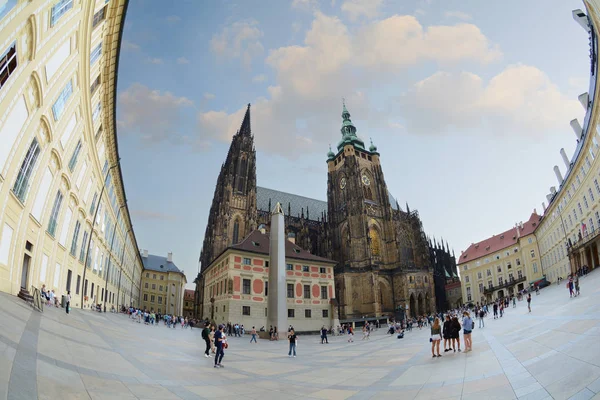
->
[90, 74, 101, 94]
[265, 281, 268, 296]
[144, 283, 148, 289]
[151, 284, 155, 290]
[466, 287, 472, 302]
[584, 196, 589, 209]
[320, 267, 326, 274]
[52, 80, 73, 120]
[287, 283, 294, 298]
[288, 309, 295, 318]
[497, 266, 501, 273]
[286, 264, 293, 271]
[92, 6, 106, 29]
[479, 283, 484, 293]
[302, 265, 309, 272]
[321, 286, 327, 299]
[477, 272, 482, 280]
[305, 309, 311, 318]
[303, 285, 310, 299]
[145, 273, 149, 278]
[50, 0, 73, 26]
[242, 306, 250, 316]
[150, 295, 155, 303]
[243, 279, 250, 294]
[516, 258, 520, 266]
[243, 258, 251, 265]
[153, 274, 156, 279]
[487, 269, 491, 277]
[590, 188, 596, 202]
[68, 140, 82, 172]
[47, 190, 64, 237]
[232, 220, 240, 244]
[90, 42, 102, 65]
[12, 138, 41, 202]
[507, 262, 512, 269]
[518, 269, 524, 278]
[160, 275, 164, 280]
[322, 309, 328, 318]
[92, 102, 102, 122]
[0, 42, 17, 90]
[465, 275, 469, 283]
[70, 220, 80, 257]
[530, 250, 535, 258]
[79, 231, 88, 263]
[498, 276, 503, 286]
[159, 285, 163, 291]
[488, 280, 493, 289]
[143, 294, 148, 301]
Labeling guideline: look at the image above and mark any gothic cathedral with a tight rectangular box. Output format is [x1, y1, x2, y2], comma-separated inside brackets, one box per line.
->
[197, 103, 438, 320]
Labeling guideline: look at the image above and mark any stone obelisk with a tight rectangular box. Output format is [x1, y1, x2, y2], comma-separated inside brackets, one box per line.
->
[267, 202, 287, 335]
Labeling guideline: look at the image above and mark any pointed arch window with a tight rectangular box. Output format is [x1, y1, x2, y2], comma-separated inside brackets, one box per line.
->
[232, 220, 240, 244]
[369, 228, 381, 257]
[364, 185, 373, 201]
[237, 157, 248, 193]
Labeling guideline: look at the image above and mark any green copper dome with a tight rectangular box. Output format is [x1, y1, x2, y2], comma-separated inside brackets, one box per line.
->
[337, 101, 365, 152]
[327, 145, 335, 160]
[369, 138, 377, 152]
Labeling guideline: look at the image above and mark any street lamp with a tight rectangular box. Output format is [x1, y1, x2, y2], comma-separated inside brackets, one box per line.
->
[116, 227, 132, 312]
[102, 204, 127, 312]
[554, 210, 573, 277]
[80, 163, 119, 309]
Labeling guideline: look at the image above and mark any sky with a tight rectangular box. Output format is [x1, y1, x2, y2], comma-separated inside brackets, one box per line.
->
[116, 0, 591, 288]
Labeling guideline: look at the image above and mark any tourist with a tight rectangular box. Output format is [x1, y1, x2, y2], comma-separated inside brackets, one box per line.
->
[209, 325, 216, 354]
[478, 308, 485, 328]
[214, 324, 226, 368]
[362, 325, 368, 340]
[451, 316, 461, 352]
[527, 293, 532, 312]
[48, 289, 54, 307]
[347, 326, 354, 342]
[269, 325, 274, 340]
[250, 326, 257, 343]
[202, 323, 212, 357]
[574, 275, 580, 296]
[568, 275, 574, 298]
[499, 303, 504, 318]
[442, 315, 452, 352]
[321, 326, 328, 344]
[65, 291, 71, 314]
[512, 296, 516, 308]
[288, 328, 297, 357]
[462, 311, 473, 353]
[430, 317, 442, 357]
[493, 302, 498, 319]
[273, 326, 279, 340]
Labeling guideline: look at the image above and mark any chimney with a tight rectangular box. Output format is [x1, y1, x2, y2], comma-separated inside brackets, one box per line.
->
[516, 223, 521, 238]
[579, 92, 589, 109]
[259, 226, 266, 234]
[546, 194, 552, 203]
[554, 165, 563, 185]
[560, 148, 571, 170]
[142, 249, 148, 258]
[542, 202, 546, 211]
[167, 252, 173, 263]
[572, 9, 590, 32]
[570, 119, 583, 139]
[534, 208, 537, 215]
[287, 233, 296, 244]
[550, 186, 557, 195]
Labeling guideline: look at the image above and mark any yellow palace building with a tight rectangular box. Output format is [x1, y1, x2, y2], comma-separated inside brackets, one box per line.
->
[0, 0, 143, 309]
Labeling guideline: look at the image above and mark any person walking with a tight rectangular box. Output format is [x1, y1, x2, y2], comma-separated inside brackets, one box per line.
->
[320, 326, 328, 344]
[574, 275, 580, 296]
[209, 325, 216, 354]
[493, 302, 498, 319]
[527, 293, 532, 312]
[512, 296, 516, 308]
[478, 308, 485, 328]
[347, 326, 354, 342]
[568, 275, 574, 298]
[288, 329, 297, 357]
[202, 323, 212, 357]
[65, 291, 71, 314]
[250, 326, 258, 343]
[462, 312, 473, 353]
[430, 317, 443, 357]
[214, 324, 226, 368]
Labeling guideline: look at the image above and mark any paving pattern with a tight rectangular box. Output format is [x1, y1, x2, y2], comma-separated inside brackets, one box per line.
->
[1, 270, 600, 399]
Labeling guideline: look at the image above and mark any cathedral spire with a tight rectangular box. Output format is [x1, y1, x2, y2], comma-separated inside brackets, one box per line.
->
[239, 103, 251, 136]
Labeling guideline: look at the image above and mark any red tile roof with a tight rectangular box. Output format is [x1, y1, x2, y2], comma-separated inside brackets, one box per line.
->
[230, 230, 337, 265]
[458, 213, 541, 265]
[184, 289, 194, 301]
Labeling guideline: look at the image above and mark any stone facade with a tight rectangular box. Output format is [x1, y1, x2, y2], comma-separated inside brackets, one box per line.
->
[183, 289, 194, 318]
[197, 104, 436, 320]
[428, 238, 459, 312]
[140, 252, 186, 316]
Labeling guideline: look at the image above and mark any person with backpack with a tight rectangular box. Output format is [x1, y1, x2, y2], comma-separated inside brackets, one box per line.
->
[202, 323, 212, 357]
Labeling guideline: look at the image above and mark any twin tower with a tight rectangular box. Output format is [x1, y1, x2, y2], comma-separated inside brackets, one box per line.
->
[198, 103, 435, 320]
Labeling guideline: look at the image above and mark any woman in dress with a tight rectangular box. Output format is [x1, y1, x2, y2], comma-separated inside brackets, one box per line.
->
[430, 317, 442, 357]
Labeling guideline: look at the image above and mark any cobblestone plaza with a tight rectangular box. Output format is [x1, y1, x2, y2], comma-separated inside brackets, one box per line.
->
[1, 270, 599, 400]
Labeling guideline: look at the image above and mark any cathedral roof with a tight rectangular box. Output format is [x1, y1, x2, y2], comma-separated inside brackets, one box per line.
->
[459, 212, 541, 265]
[231, 229, 336, 264]
[257, 186, 400, 221]
[257, 186, 327, 221]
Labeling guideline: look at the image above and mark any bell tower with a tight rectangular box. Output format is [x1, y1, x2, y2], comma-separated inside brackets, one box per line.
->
[200, 104, 257, 272]
[326, 102, 398, 318]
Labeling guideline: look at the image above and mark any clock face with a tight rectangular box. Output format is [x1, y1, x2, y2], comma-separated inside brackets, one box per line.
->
[361, 174, 370, 186]
[340, 177, 347, 189]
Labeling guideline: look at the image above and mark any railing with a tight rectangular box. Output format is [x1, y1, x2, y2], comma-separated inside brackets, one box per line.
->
[567, 228, 599, 254]
[31, 286, 43, 313]
[483, 276, 526, 294]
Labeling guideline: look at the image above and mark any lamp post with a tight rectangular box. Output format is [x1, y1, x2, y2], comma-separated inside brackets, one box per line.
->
[80, 163, 119, 309]
[102, 204, 126, 312]
[555, 210, 573, 277]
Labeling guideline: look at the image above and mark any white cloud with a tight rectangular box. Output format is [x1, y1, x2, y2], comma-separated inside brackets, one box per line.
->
[444, 11, 472, 21]
[177, 57, 190, 64]
[118, 83, 193, 144]
[210, 19, 264, 67]
[146, 57, 163, 64]
[203, 93, 216, 100]
[122, 40, 140, 52]
[252, 74, 267, 83]
[399, 65, 581, 135]
[166, 15, 181, 23]
[291, 0, 319, 11]
[341, 0, 383, 21]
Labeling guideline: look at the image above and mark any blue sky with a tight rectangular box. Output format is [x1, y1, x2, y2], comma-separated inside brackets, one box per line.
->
[116, 0, 590, 287]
